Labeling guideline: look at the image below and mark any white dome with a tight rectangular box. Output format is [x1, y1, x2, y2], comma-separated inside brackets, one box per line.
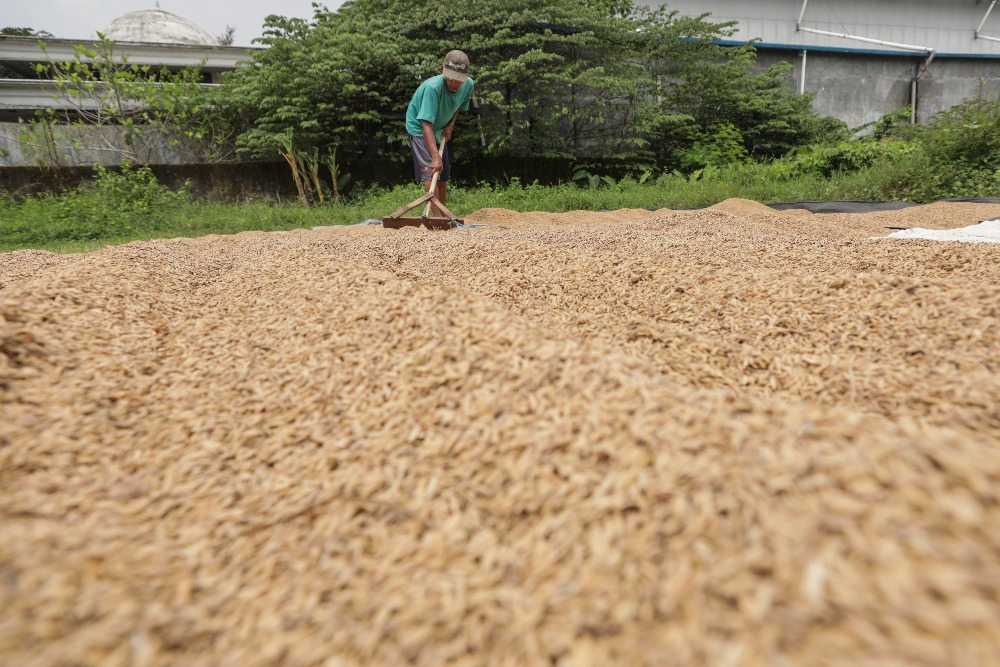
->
[103, 9, 217, 46]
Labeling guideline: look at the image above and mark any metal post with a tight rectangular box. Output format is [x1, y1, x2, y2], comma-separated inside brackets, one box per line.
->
[800, 50, 807, 94]
[796, 26, 934, 53]
[976, 0, 998, 38]
[910, 52, 936, 124]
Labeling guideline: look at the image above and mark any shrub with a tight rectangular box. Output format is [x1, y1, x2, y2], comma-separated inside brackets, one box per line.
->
[769, 140, 919, 180]
[922, 93, 1000, 170]
[901, 92, 1000, 200]
[853, 106, 912, 140]
[1, 163, 189, 245]
[55, 164, 190, 240]
[677, 123, 750, 172]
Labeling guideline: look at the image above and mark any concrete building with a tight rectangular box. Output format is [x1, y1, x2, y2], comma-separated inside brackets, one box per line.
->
[0, 8, 260, 165]
[0, 8, 258, 122]
[639, 0, 1000, 128]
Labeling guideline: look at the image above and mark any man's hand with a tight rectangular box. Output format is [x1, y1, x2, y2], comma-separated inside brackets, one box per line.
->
[430, 152, 443, 174]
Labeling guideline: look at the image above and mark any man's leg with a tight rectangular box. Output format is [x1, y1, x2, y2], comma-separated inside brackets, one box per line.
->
[411, 136, 453, 217]
[411, 135, 433, 188]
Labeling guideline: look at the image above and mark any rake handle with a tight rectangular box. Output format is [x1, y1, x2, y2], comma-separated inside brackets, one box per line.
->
[422, 137, 447, 218]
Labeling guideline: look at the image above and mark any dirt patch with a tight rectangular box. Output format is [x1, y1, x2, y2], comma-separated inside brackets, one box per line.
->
[2, 199, 999, 666]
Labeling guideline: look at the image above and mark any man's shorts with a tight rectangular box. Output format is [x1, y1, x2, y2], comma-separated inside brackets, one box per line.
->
[409, 135, 451, 184]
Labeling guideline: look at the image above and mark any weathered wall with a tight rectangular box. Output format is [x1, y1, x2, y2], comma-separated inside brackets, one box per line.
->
[917, 58, 1000, 120]
[638, 0, 1000, 57]
[0, 161, 299, 200]
[0, 156, 645, 201]
[0, 122, 210, 168]
[757, 50, 1000, 128]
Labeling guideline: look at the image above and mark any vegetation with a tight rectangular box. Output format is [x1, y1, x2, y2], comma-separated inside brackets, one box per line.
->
[0, 176, 801, 253]
[1, 164, 189, 247]
[0, 27, 52, 38]
[19, 35, 235, 165]
[2, 3, 998, 254]
[219, 0, 842, 169]
[909, 93, 1000, 200]
[3, 90, 1000, 253]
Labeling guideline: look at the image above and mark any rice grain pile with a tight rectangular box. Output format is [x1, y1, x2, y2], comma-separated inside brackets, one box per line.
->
[2, 201, 999, 666]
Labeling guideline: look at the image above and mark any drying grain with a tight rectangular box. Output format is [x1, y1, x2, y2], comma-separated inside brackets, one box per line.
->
[2, 200, 999, 666]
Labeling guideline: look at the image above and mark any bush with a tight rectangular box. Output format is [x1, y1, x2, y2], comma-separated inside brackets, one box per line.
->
[903, 93, 1000, 200]
[768, 140, 919, 180]
[922, 93, 1000, 170]
[1, 163, 190, 245]
[677, 123, 750, 172]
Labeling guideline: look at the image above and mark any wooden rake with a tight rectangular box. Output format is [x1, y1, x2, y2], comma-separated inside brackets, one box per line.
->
[382, 138, 463, 230]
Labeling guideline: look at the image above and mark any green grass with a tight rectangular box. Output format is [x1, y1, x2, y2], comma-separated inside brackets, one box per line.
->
[0, 165, 909, 254]
[6, 93, 1000, 254]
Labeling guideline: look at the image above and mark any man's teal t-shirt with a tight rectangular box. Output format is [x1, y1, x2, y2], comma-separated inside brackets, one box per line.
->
[405, 75, 475, 141]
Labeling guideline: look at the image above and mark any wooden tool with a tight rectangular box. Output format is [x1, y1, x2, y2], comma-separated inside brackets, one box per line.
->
[382, 138, 463, 230]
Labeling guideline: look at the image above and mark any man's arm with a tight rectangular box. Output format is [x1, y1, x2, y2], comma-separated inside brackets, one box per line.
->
[441, 111, 459, 142]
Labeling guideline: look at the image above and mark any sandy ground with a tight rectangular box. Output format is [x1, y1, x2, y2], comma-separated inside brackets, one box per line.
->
[2, 200, 999, 666]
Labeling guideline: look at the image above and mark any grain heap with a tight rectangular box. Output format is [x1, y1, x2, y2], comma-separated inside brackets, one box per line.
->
[2, 201, 999, 666]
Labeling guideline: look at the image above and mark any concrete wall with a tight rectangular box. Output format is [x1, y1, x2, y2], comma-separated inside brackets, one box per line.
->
[0, 161, 300, 200]
[0, 122, 212, 167]
[638, 0, 1000, 129]
[637, 0, 1000, 57]
[757, 50, 1000, 128]
[918, 58, 1000, 119]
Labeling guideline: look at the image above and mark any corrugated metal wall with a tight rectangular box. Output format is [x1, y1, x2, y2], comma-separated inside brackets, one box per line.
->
[642, 0, 1000, 56]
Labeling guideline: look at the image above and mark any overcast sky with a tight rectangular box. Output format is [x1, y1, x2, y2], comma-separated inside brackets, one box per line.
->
[3, 1, 348, 46]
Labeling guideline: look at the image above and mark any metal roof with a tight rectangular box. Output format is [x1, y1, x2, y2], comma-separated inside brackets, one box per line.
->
[0, 78, 221, 112]
[0, 36, 258, 77]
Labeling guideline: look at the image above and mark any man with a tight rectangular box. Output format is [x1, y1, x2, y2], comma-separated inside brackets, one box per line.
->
[405, 50, 474, 215]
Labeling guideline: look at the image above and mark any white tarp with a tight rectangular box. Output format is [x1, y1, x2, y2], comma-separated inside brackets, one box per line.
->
[879, 219, 1000, 243]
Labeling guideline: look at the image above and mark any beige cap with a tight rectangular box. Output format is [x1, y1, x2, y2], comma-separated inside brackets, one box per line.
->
[443, 50, 470, 82]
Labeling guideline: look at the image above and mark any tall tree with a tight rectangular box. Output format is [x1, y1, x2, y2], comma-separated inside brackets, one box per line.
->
[328, 0, 737, 160]
[217, 26, 236, 46]
[220, 11, 403, 160]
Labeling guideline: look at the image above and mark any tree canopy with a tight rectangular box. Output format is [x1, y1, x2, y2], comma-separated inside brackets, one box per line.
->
[1, 27, 53, 37]
[218, 0, 844, 170]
